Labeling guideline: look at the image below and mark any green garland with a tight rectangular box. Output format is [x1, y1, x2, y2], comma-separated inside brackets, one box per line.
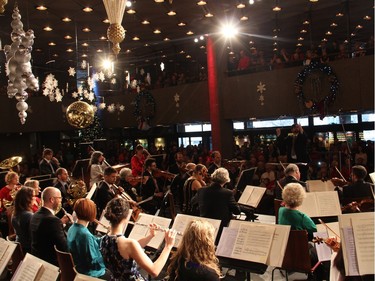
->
[133, 90, 156, 122]
[294, 61, 339, 118]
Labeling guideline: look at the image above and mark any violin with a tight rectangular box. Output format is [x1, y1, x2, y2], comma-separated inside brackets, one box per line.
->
[341, 198, 375, 213]
[113, 184, 143, 221]
[153, 169, 177, 180]
[313, 236, 340, 252]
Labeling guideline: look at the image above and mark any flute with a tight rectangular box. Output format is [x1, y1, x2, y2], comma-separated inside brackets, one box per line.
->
[94, 219, 110, 232]
[133, 222, 183, 236]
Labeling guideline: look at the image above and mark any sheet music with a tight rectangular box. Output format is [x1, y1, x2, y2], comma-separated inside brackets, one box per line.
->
[238, 186, 266, 208]
[315, 192, 341, 217]
[215, 227, 239, 258]
[342, 227, 360, 276]
[266, 225, 290, 267]
[74, 273, 105, 280]
[128, 213, 171, 249]
[316, 222, 339, 238]
[306, 180, 335, 192]
[171, 214, 221, 248]
[351, 216, 374, 275]
[298, 193, 318, 217]
[86, 183, 97, 200]
[0, 239, 17, 276]
[313, 231, 332, 262]
[96, 209, 132, 234]
[231, 223, 275, 264]
[11, 253, 59, 281]
[369, 172, 375, 184]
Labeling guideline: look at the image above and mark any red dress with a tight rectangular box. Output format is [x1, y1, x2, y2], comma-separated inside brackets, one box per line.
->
[131, 155, 146, 176]
[0, 186, 13, 212]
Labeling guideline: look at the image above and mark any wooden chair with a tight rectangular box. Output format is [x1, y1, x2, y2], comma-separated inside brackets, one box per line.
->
[274, 199, 283, 223]
[271, 230, 320, 281]
[54, 245, 76, 281]
[167, 191, 176, 220]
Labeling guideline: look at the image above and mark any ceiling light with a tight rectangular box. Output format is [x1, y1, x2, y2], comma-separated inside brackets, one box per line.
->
[187, 31, 194, 35]
[66, 48, 74, 52]
[200, 45, 205, 49]
[62, 17, 71, 22]
[126, 49, 131, 53]
[273, 48, 278, 51]
[249, 0, 254, 4]
[82, 54, 88, 57]
[200, 36, 204, 40]
[194, 38, 199, 43]
[322, 38, 328, 42]
[351, 33, 356, 37]
[142, 20, 150, 24]
[325, 31, 332, 35]
[64, 35, 72, 39]
[126, 1, 132, 7]
[298, 37, 304, 41]
[309, 0, 318, 2]
[48, 42, 56, 46]
[154, 0, 164, 2]
[103, 19, 110, 23]
[356, 25, 363, 29]
[35, 48, 42, 52]
[363, 15, 371, 20]
[52, 54, 58, 57]
[344, 40, 348, 44]
[36, 5, 47, 11]
[178, 22, 186, 26]
[272, 6, 281, 12]
[167, 11, 176, 16]
[144, 43, 149, 46]
[330, 22, 338, 27]
[83, 7, 93, 12]
[99, 36, 107, 40]
[303, 20, 310, 25]
[240, 16, 248, 21]
[220, 22, 239, 38]
[127, 9, 136, 14]
[296, 43, 303, 47]
[43, 26, 53, 31]
[82, 42, 89, 47]
[154, 29, 161, 34]
[197, 1, 206, 5]
[249, 41, 254, 44]
[273, 35, 277, 39]
[205, 12, 213, 17]
[97, 49, 103, 53]
[300, 29, 307, 33]
[273, 42, 277, 46]
[179, 50, 185, 54]
[132, 36, 140, 40]
[82, 27, 91, 32]
[164, 37, 170, 41]
[186, 55, 191, 58]
[336, 13, 344, 17]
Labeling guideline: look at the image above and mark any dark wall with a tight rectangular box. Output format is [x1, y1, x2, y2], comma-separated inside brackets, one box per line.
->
[0, 56, 373, 134]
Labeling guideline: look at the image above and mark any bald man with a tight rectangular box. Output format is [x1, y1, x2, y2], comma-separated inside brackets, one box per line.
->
[30, 187, 67, 265]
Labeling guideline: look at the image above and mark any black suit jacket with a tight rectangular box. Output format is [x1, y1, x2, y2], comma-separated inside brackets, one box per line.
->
[196, 182, 241, 228]
[343, 180, 373, 200]
[276, 133, 309, 163]
[30, 207, 67, 266]
[39, 159, 58, 175]
[95, 181, 116, 215]
[275, 176, 307, 200]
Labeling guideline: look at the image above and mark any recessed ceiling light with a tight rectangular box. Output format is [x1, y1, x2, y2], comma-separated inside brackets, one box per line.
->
[164, 37, 170, 41]
[99, 36, 107, 40]
[344, 40, 348, 44]
[298, 37, 304, 41]
[237, 3, 245, 8]
[322, 38, 328, 42]
[142, 20, 150, 24]
[249, 41, 254, 44]
[82, 27, 91, 32]
[303, 20, 310, 25]
[103, 19, 110, 23]
[273, 48, 278, 51]
[145, 59, 150, 62]
[200, 45, 205, 49]
[325, 31, 332, 35]
[48, 42, 56, 46]
[35, 48, 42, 52]
[336, 12, 344, 17]
[272, 6, 281, 12]
[194, 38, 199, 43]
[273, 35, 278, 39]
[186, 55, 191, 58]
[83, 7, 93, 12]
[82, 54, 87, 57]
[309, 0, 318, 2]
[66, 48, 74, 52]
[363, 15, 371, 20]
[36, 5, 47, 11]
[179, 50, 185, 54]
[197, 1, 206, 5]
[127, 9, 136, 14]
[43, 26, 53, 31]
[240, 16, 248, 21]
[187, 31, 194, 35]
[350, 33, 355, 37]
[97, 49, 103, 53]
[273, 42, 278, 46]
[330, 22, 338, 27]
[356, 25, 363, 29]
[296, 43, 303, 47]
[154, 29, 161, 34]
[126, 49, 131, 53]
[53, 53, 59, 57]
[167, 11, 176, 16]
[132, 36, 140, 40]
[178, 22, 186, 26]
[154, 0, 164, 2]
[82, 42, 89, 47]
[300, 29, 307, 33]
[144, 43, 149, 46]
[62, 17, 71, 22]
[205, 12, 213, 17]
[64, 35, 72, 39]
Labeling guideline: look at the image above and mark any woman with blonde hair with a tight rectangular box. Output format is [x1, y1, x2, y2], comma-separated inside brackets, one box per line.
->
[182, 164, 207, 214]
[24, 179, 41, 212]
[167, 220, 221, 281]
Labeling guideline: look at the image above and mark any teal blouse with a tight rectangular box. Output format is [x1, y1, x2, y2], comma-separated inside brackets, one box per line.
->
[67, 223, 106, 277]
[278, 207, 317, 240]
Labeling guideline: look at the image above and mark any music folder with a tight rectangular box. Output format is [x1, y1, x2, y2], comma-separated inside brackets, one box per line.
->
[0, 239, 17, 275]
[74, 273, 105, 280]
[96, 209, 133, 234]
[306, 180, 335, 192]
[237, 185, 266, 208]
[298, 191, 341, 217]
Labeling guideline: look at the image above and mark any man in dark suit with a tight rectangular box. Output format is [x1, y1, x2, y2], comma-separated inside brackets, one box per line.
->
[30, 187, 68, 266]
[39, 148, 60, 176]
[54, 167, 73, 215]
[195, 167, 241, 234]
[275, 163, 307, 200]
[342, 165, 374, 200]
[207, 151, 222, 175]
[95, 167, 119, 216]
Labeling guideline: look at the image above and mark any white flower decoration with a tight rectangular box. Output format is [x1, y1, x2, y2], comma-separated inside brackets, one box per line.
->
[68, 67, 76, 77]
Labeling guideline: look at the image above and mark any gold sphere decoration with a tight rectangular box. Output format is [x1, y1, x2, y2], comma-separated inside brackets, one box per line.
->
[107, 23, 125, 55]
[66, 101, 94, 129]
[0, 0, 8, 13]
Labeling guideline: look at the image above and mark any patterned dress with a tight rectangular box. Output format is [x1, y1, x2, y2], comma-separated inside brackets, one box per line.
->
[100, 234, 146, 281]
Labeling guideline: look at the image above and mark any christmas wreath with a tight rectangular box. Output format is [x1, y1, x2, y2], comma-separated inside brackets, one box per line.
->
[133, 90, 156, 130]
[294, 61, 339, 119]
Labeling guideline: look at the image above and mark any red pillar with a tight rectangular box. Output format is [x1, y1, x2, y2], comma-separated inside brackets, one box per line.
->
[206, 36, 221, 151]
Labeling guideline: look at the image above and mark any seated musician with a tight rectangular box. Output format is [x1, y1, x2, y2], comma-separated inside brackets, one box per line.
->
[39, 148, 60, 176]
[182, 164, 207, 215]
[334, 165, 374, 202]
[141, 158, 164, 214]
[207, 151, 222, 175]
[95, 167, 124, 216]
[23, 179, 41, 212]
[0, 171, 20, 212]
[67, 198, 110, 279]
[167, 220, 221, 281]
[100, 197, 176, 281]
[54, 167, 73, 215]
[119, 167, 139, 201]
[89, 151, 108, 188]
[275, 163, 307, 200]
[131, 144, 150, 177]
[168, 152, 187, 208]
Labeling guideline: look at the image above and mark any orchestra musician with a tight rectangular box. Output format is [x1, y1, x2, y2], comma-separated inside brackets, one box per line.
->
[275, 163, 307, 200]
[168, 152, 187, 208]
[141, 158, 164, 214]
[11, 186, 36, 253]
[207, 151, 222, 175]
[89, 151, 108, 188]
[39, 148, 60, 176]
[118, 167, 140, 201]
[131, 144, 150, 177]
[54, 168, 73, 215]
[0, 171, 20, 212]
[100, 197, 176, 280]
[24, 179, 41, 213]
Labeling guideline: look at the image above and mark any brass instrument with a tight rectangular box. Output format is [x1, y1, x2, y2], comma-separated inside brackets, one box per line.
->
[66, 179, 88, 206]
[0, 156, 22, 170]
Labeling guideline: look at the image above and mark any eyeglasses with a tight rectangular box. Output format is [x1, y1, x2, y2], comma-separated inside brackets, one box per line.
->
[53, 196, 62, 199]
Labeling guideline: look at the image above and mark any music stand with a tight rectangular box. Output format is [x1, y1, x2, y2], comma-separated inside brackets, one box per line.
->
[72, 159, 90, 179]
[235, 167, 257, 194]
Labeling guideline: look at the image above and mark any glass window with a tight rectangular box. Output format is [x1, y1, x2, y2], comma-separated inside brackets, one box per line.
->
[178, 137, 190, 147]
[362, 113, 375, 122]
[362, 130, 375, 141]
[185, 124, 202, 132]
[249, 118, 294, 128]
[202, 124, 212, 131]
[233, 122, 245, 130]
[313, 116, 340, 125]
[296, 117, 309, 126]
[190, 137, 202, 146]
[154, 137, 165, 149]
[136, 139, 148, 149]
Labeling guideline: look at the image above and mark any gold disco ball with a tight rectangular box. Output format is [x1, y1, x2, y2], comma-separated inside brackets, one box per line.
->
[66, 101, 94, 129]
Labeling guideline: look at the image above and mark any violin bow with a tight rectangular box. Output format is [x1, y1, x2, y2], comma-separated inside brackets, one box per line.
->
[318, 218, 340, 239]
